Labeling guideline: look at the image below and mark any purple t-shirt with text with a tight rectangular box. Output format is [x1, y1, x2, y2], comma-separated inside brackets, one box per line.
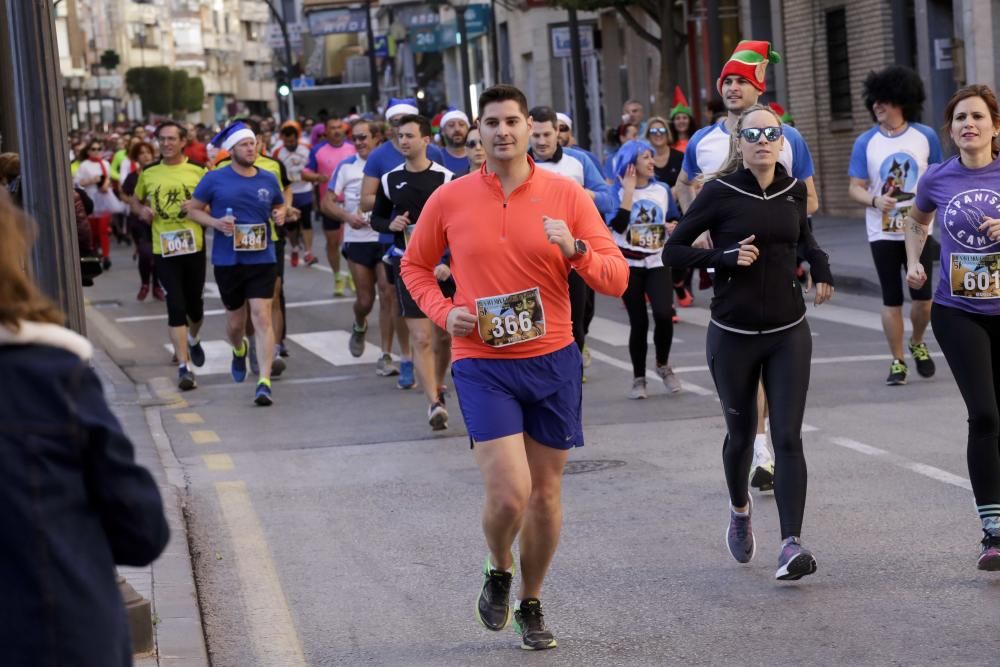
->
[914, 155, 1000, 315]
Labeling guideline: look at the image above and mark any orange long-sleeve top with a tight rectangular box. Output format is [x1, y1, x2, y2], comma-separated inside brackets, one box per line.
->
[401, 159, 629, 361]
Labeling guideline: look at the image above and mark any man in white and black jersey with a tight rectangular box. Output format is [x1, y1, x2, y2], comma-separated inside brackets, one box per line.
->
[370, 114, 456, 430]
[272, 121, 313, 268]
[675, 40, 821, 493]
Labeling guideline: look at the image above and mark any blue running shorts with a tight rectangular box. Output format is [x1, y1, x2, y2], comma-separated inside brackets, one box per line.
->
[451, 343, 583, 449]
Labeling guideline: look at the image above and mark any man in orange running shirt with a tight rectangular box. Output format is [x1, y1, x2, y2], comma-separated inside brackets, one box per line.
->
[402, 84, 628, 651]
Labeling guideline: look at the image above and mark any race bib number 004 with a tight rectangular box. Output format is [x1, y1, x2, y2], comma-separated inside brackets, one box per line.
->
[475, 287, 546, 348]
[159, 229, 197, 257]
[629, 223, 667, 250]
[234, 223, 268, 252]
[951, 252, 1000, 299]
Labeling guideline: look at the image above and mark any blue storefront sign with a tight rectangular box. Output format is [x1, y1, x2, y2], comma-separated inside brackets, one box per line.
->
[374, 33, 389, 57]
[307, 8, 369, 36]
[436, 5, 491, 47]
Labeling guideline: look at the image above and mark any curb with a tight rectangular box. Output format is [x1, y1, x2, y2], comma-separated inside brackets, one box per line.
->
[92, 349, 210, 667]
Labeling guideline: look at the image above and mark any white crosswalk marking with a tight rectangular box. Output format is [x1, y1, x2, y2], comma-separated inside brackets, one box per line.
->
[287, 330, 385, 366]
[587, 315, 683, 346]
[588, 349, 715, 397]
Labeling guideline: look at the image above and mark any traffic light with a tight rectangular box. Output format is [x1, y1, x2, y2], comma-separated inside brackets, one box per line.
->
[276, 69, 290, 98]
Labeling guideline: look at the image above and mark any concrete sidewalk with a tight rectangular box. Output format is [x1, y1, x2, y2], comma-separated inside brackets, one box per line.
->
[90, 343, 209, 666]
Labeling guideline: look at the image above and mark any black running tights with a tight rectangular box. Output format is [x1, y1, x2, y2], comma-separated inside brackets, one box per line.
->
[932, 303, 1000, 510]
[569, 270, 593, 351]
[707, 320, 812, 538]
[622, 266, 674, 378]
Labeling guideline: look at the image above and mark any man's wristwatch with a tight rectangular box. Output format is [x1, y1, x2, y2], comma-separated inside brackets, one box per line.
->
[571, 239, 587, 259]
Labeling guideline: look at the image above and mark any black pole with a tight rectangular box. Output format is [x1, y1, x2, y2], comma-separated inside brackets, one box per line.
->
[489, 0, 499, 83]
[567, 9, 590, 151]
[455, 4, 472, 118]
[262, 0, 295, 120]
[365, 0, 379, 110]
[4, 0, 85, 332]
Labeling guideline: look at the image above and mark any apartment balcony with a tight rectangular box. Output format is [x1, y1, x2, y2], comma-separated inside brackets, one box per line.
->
[243, 40, 273, 61]
[239, 1, 270, 23]
[237, 76, 274, 102]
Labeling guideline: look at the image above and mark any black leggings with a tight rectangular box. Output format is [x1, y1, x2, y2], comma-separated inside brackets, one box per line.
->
[622, 265, 674, 377]
[707, 320, 812, 539]
[569, 270, 593, 351]
[932, 303, 1000, 515]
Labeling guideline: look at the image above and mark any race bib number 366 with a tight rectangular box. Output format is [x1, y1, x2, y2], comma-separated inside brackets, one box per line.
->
[476, 287, 546, 348]
[951, 252, 1000, 299]
[234, 223, 268, 252]
[160, 229, 197, 257]
[629, 223, 667, 250]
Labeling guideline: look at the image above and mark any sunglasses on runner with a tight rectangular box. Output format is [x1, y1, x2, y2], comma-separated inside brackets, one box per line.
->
[350, 134, 370, 141]
[465, 139, 482, 148]
[740, 126, 783, 143]
[648, 127, 668, 136]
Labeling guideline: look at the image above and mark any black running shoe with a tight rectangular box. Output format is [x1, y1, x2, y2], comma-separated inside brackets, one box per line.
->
[513, 598, 557, 651]
[476, 556, 513, 631]
[909, 341, 936, 378]
[188, 339, 206, 367]
[177, 366, 197, 391]
[886, 359, 908, 386]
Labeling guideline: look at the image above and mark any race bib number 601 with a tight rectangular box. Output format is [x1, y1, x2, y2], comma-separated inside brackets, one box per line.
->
[951, 252, 1000, 299]
[475, 287, 546, 348]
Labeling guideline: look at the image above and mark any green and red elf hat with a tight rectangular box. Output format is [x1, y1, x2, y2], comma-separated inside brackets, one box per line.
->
[669, 86, 693, 119]
[717, 40, 781, 93]
[768, 102, 794, 124]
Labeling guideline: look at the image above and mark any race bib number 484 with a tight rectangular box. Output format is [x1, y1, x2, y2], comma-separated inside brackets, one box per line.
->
[951, 252, 1000, 299]
[629, 223, 667, 250]
[234, 223, 268, 252]
[160, 229, 197, 257]
[476, 287, 546, 348]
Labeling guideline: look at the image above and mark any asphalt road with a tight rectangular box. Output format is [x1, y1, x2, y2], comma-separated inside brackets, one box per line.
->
[88, 230, 1000, 666]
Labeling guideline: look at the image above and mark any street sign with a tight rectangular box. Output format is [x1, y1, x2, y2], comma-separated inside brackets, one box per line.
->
[436, 5, 491, 47]
[550, 25, 595, 58]
[307, 8, 369, 36]
[266, 22, 304, 49]
[373, 34, 389, 57]
[292, 76, 316, 89]
[410, 27, 440, 54]
[397, 5, 440, 28]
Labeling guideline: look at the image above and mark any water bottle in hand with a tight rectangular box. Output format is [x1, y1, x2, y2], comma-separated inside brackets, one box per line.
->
[223, 206, 234, 237]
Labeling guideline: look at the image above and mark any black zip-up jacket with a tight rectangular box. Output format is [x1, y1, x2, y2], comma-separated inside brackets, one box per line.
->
[662, 164, 833, 333]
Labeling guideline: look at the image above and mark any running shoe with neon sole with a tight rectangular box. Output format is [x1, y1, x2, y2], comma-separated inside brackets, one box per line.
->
[349, 322, 367, 358]
[345, 272, 355, 293]
[775, 536, 818, 580]
[376, 353, 399, 376]
[726, 495, 755, 564]
[513, 599, 557, 651]
[909, 340, 936, 378]
[188, 339, 205, 368]
[428, 401, 448, 430]
[397, 360, 415, 389]
[254, 381, 273, 406]
[334, 273, 347, 297]
[476, 555, 513, 631]
[676, 287, 694, 307]
[231, 337, 249, 383]
[886, 358, 908, 385]
[978, 530, 1000, 570]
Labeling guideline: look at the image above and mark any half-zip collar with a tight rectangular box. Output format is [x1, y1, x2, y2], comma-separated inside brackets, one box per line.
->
[715, 163, 798, 201]
[480, 156, 538, 239]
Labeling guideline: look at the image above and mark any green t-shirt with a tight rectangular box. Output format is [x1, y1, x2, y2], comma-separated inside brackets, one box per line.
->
[135, 158, 207, 256]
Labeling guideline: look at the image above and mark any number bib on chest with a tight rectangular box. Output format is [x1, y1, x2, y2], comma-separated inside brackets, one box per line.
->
[629, 223, 667, 250]
[951, 252, 1000, 299]
[234, 223, 268, 252]
[159, 229, 197, 257]
[475, 287, 546, 348]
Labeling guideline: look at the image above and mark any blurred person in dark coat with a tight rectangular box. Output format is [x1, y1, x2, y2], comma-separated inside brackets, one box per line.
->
[0, 190, 170, 666]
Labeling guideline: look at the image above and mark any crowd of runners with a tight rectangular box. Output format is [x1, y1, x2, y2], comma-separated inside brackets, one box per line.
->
[35, 39, 1000, 651]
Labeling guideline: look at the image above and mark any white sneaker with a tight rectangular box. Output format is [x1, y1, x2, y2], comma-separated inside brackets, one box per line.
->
[628, 377, 647, 400]
[656, 365, 682, 394]
[749, 447, 775, 492]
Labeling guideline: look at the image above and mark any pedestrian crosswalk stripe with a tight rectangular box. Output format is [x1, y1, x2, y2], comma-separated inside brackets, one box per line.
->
[287, 330, 391, 367]
[588, 348, 716, 397]
[587, 316, 683, 346]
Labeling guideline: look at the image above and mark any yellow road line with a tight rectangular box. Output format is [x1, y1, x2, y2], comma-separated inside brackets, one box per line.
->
[176, 412, 204, 424]
[202, 454, 234, 471]
[215, 481, 306, 665]
[190, 430, 220, 445]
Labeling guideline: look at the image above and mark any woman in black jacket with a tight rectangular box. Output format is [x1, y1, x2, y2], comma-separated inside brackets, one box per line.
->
[0, 191, 169, 665]
[663, 104, 834, 582]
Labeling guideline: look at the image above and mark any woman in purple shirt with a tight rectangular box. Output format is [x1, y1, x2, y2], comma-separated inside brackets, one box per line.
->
[905, 84, 1000, 570]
